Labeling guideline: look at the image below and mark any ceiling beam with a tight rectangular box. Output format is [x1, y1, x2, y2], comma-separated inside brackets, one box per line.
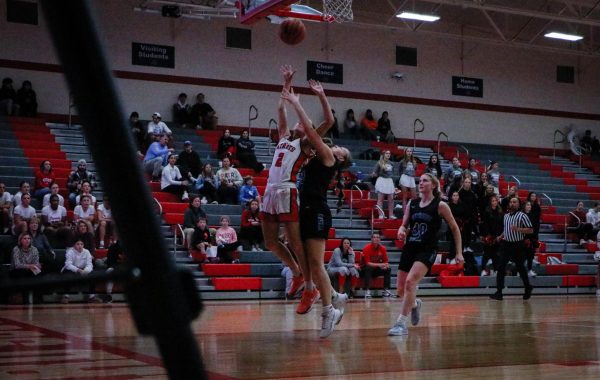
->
[417, 0, 600, 27]
[480, 9, 506, 41]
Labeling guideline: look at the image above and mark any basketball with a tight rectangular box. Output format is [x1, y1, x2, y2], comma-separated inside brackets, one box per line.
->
[278, 18, 306, 45]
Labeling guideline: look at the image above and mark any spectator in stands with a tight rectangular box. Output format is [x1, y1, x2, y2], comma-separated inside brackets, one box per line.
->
[239, 176, 260, 206]
[569, 201, 595, 246]
[476, 173, 491, 213]
[399, 148, 418, 213]
[487, 161, 501, 194]
[490, 196, 533, 301]
[343, 109, 358, 139]
[360, 109, 379, 140]
[190, 93, 218, 130]
[75, 180, 97, 206]
[161, 154, 189, 201]
[446, 191, 465, 264]
[444, 157, 463, 195]
[13, 193, 35, 236]
[215, 216, 240, 263]
[425, 154, 442, 179]
[129, 111, 146, 156]
[525, 193, 542, 274]
[71, 220, 95, 257]
[146, 112, 172, 144]
[43, 183, 65, 207]
[191, 217, 213, 260]
[501, 185, 519, 211]
[0, 183, 12, 234]
[236, 130, 264, 173]
[216, 157, 242, 205]
[67, 159, 96, 205]
[0, 77, 18, 116]
[192, 163, 219, 204]
[172, 92, 191, 127]
[73, 195, 96, 229]
[41, 194, 69, 248]
[13, 181, 31, 208]
[464, 158, 481, 189]
[144, 134, 173, 181]
[33, 160, 55, 201]
[177, 140, 202, 179]
[28, 216, 59, 273]
[61, 238, 99, 303]
[239, 199, 263, 251]
[96, 196, 113, 249]
[183, 196, 207, 250]
[377, 111, 395, 143]
[16, 80, 37, 117]
[478, 183, 495, 217]
[581, 129, 593, 152]
[522, 201, 539, 277]
[101, 233, 127, 303]
[10, 232, 42, 303]
[327, 238, 360, 297]
[458, 178, 478, 256]
[361, 233, 391, 298]
[372, 150, 395, 219]
[587, 202, 600, 237]
[480, 194, 503, 276]
[217, 129, 236, 159]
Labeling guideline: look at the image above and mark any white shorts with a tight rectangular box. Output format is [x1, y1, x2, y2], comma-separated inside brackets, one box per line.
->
[399, 174, 416, 189]
[260, 185, 299, 222]
[375, 177, 395, 195]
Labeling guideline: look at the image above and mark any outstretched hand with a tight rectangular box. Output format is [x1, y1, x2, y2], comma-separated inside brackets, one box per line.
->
[308, 79, 324, 96]
[281, 87, 300, 105]
[280, 65, 296, 85]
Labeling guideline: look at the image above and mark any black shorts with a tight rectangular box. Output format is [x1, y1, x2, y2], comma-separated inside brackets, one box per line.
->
[398, 247, 437, 273]
[300, 202, 332, 240]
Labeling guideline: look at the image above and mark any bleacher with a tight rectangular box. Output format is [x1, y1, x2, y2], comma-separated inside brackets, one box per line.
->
[0, 116, 598, 302]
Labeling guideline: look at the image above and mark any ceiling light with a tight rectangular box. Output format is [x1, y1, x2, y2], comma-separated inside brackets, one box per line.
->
[544, 32, 583, 41]
[396, 12, 440, 22]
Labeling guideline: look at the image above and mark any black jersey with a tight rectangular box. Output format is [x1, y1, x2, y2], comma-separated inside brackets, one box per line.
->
[404, 197, 442, 252]
[299, 156, 336, 205]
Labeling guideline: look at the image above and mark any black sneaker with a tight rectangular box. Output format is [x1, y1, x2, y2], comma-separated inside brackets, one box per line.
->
[489, 292, 503, 301]
[103, 294, 113, 303]
[523, 286, 533, 300]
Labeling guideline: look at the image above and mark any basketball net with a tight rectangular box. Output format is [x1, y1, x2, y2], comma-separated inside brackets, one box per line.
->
[322, 0, 353, 23]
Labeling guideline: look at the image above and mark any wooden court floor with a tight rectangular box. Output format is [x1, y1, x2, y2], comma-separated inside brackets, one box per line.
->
[1, 295, 600, 379]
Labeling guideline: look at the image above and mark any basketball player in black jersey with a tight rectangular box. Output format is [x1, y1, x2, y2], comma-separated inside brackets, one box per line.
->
[281, 86, 352, 338]
[389, 173, 464, 336]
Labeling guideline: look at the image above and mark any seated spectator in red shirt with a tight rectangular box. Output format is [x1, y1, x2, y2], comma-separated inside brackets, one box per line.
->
[34, 160, 56, 201]
[360, 109, 380, 141]
[361, 233, 391, 298]
[239, 199, 263, 251]
[569, 201, 595, 246]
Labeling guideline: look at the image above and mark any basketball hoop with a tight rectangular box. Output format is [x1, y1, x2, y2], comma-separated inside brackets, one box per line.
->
[323, 0, 353, 23]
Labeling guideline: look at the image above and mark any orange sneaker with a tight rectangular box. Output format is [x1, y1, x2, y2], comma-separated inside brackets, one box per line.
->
[287, 275, 305, 298]
[296, 288, 320, 314]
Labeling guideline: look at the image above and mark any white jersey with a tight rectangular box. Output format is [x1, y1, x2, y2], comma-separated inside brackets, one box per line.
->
[267, 138, 306, 187]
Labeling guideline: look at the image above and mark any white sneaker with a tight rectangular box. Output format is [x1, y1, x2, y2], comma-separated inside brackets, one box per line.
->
[382, 289, 393, 297]
[490, 270, 497, 277]
[388, 321, 408, 336]
[256, 246, 263, 251]
[201, 197, 208, 205]
[528, 270, 537, 277]
[182, 191, 189, 201]
[332, 292, 348, 322]
[319, 307, 343, 338]
[365, 290, 372, 298]
[251, 246, 258, 252]
[580, 239, 586, 246]
[481, 270, 489, 277]
[389, 215, 397, 220]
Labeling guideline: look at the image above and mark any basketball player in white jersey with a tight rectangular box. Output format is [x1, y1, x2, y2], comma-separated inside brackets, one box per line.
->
[261, 65, 334, 314]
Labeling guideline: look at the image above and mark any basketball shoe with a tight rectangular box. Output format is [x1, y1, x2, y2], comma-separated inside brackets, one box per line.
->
[411, 299, 422, 326]
[319, 307, 343, 339]
[332, 292, 348, 323]
[287, 275, 304, 298]
[296, 288, 319, 314]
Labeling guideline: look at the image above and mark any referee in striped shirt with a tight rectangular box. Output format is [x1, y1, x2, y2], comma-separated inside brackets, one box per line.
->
[490, 196, 534, 300]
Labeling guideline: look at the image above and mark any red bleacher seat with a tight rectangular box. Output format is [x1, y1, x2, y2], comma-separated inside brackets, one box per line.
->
[561, 276, 596, 287]
[438, 276, 480, 288]
[325, 239, 341, 251]
[381, 229, 397, 239]
[95, 249, 108, 259]
[328, 228, 336, 239]
[152, 192, 179, 203]
[212, 277, 262, 290]
[160, 202, 188, 214]
[544, 264, 579, 275]
[203, 264, 252, 276]
[585, 242, 598, 253]
[163, 213, 184, 225]
[371, 219, 402, 229]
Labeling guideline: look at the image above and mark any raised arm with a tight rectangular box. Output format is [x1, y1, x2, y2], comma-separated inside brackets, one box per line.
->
[281, 88, 335, 167]
[309, 80, 334, 137]
[277, 65, 296, 139]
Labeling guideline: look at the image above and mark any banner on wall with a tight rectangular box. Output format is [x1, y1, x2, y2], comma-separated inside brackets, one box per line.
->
[132, 42, 175, 68]
[307, 61, 343, 84]
[452, 76, 483, 97]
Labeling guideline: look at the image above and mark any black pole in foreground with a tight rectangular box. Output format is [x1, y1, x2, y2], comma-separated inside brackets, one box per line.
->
[39, 2, 206, 378]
